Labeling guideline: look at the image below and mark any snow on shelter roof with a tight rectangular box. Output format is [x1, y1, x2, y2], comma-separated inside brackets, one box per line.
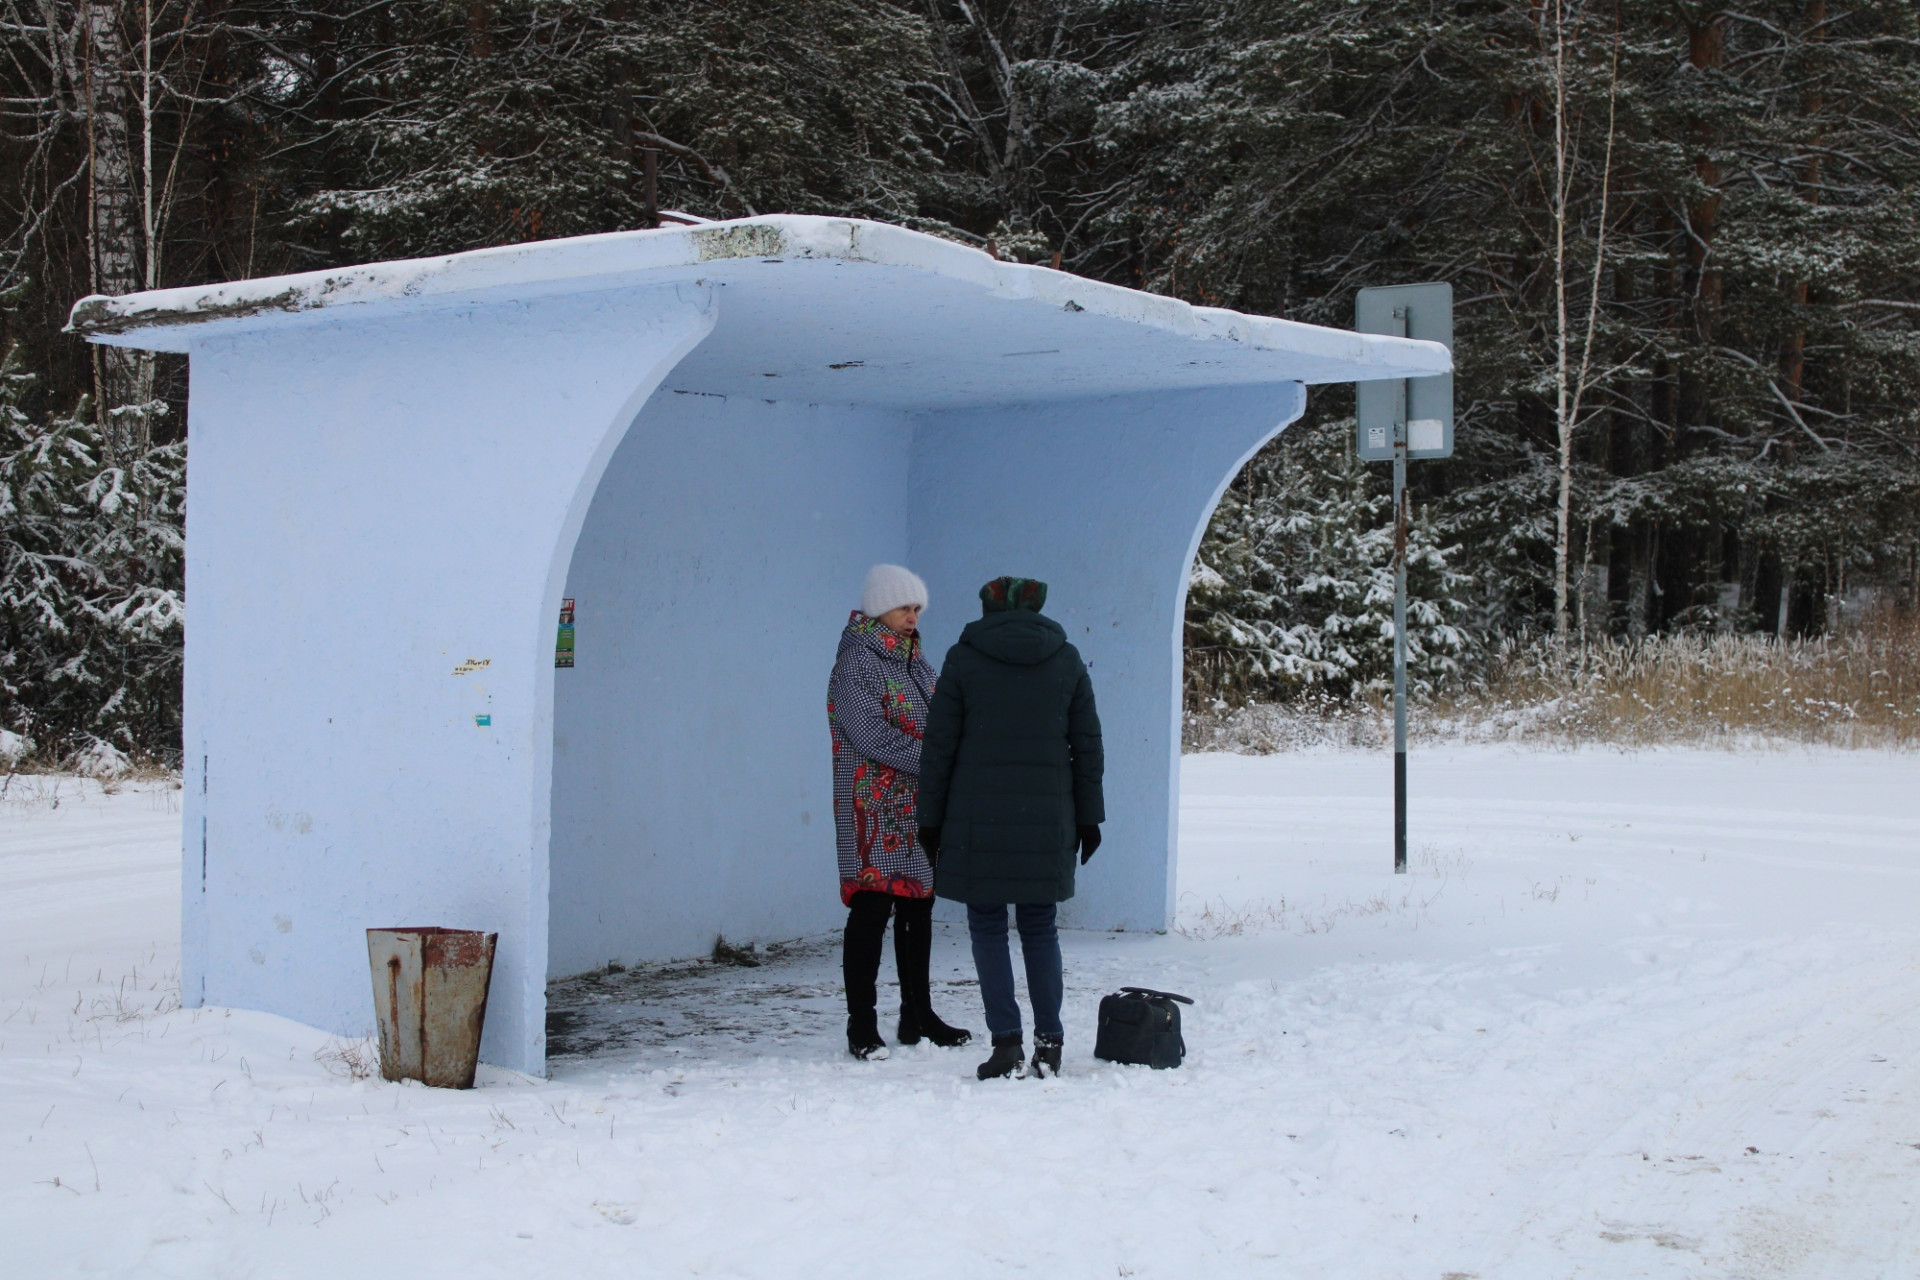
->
[67, 216, 1449, 410]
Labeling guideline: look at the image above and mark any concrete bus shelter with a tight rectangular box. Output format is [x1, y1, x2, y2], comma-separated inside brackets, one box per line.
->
[70, 216, 1449, 1074]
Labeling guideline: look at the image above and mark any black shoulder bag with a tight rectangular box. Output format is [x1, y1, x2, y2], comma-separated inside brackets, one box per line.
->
[1094, 987, 1194, 1069]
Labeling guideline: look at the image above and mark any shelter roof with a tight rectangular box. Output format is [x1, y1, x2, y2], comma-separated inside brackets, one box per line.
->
[67, 216, 1448, 410]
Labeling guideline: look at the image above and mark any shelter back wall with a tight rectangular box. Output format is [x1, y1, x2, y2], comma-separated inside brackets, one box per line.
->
[551, 381, 1304, 973]
[549, 391, 908, 974]
[908, 383, 1304, 931]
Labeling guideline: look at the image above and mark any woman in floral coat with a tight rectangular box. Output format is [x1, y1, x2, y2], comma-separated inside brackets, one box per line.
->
[828, 564, 973, 1060]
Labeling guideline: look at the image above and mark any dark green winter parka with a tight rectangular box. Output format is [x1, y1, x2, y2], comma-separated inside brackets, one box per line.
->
[917, 604, 1105, 905]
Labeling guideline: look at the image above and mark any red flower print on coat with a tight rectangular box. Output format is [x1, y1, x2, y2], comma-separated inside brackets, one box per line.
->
[829, 610, 936, 905]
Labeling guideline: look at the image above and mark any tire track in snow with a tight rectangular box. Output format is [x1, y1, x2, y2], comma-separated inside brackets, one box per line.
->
[1485, 948, 1920, 1277]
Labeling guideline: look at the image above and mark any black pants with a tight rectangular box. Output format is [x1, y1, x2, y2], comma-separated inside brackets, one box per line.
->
[843, 890, 934, 1036]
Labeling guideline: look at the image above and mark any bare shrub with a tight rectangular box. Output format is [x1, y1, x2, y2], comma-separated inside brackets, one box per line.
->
[1174, 895, 1294, 939]
[1183, 690, 1386, 754]
[1187, 612, 1920, 751]
[710, 935, 762, 967]
[314, 1034, 380, 1081]
[1447, 611, 1920, 749]
[1176, 880, 1449, 939]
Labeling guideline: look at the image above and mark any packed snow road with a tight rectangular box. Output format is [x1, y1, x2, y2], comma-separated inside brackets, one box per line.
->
[4, 747, 1918, 1278]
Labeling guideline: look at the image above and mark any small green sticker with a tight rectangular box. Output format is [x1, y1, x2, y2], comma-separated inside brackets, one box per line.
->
[556, 597, 576, 668]
[474, 713, 492, 727]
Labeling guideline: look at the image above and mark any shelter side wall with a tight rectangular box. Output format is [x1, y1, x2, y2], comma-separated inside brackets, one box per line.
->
[907, 383, 1306, 929]
[549, 394, 908, 974]
[178, 286, 714, 1075]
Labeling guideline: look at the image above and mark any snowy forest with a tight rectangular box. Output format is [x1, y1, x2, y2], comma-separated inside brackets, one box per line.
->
[2, 0, 1917, 763]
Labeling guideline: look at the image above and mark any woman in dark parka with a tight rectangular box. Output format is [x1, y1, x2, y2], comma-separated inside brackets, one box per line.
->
[916, 576, 1104, 1079]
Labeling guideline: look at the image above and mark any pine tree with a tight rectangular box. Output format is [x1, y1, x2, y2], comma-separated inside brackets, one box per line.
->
[0, 347, 183, 761]
[1185, 414, 1472, 705]
[283, 0, 952, 260]
[3, 0, 1918, 745]
[1101, 0, 1920, 654]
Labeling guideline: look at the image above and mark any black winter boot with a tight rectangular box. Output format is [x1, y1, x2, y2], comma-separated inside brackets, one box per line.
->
[1028, 1033, 1063, 1079]
[899, 1007, 974, 1048]
[976, 1033, 1025, 1080]
[844, 893, 893, 1061]
[847, 1019, 890, 1061]
[893, 896, 973, 1048]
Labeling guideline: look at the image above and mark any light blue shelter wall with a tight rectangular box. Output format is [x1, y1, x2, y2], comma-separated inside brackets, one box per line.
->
[907, 383, 1306, 929]
[548, 392, 908, 974]
[178, 285, 714, 1074]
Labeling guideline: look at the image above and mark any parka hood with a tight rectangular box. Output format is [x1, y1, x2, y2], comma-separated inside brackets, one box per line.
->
[959, 609, 1067, 666]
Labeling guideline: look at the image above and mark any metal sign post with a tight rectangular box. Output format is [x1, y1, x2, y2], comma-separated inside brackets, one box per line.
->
[1356, 284, 1453, 874]
[1392, 418, 1409, 874]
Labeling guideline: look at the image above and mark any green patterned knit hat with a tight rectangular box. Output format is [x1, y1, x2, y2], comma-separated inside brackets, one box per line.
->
[979, 576, 1048, 613]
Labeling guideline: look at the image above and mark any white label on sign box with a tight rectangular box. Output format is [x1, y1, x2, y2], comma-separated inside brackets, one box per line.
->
[1367, 426, 1388, 451]
[1408, 418, 1445, 451]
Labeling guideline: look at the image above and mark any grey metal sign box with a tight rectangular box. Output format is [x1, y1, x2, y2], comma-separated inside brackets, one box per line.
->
[1355, 283, 1454, 460]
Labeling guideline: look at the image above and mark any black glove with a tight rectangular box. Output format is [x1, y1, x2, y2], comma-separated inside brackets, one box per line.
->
[1077, 824, 1102, 865]
[919, 826, 942, 861]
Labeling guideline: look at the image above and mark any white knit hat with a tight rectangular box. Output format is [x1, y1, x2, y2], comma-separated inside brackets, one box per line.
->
[862, 564, 928, 617]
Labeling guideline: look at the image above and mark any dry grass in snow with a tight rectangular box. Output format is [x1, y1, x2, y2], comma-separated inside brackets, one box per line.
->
[1189, 612, 1920, 752]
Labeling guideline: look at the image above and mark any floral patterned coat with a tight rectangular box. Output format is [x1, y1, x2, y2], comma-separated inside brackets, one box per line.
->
[828, 611, 936, 904]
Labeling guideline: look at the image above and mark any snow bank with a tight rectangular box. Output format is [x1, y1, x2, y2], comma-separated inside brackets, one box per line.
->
[66, 739, 132, 779]
[0, 727, 31, 766]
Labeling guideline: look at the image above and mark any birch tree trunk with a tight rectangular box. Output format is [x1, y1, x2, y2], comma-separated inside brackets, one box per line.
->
[82, 0, 151, 458]
[1549, 0, 1615, 640]
[1551, 0, 1573, 638]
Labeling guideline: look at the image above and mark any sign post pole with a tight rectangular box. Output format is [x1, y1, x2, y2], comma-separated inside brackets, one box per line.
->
[1355, 283, 1453, 876]
[1393, 411, 1409, 874]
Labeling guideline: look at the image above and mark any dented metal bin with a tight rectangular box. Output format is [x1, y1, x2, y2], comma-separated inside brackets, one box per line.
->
[366, 927, 498, 1088]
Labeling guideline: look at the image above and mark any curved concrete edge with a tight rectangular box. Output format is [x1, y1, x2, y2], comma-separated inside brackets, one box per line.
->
[65, 215, 1450, 380]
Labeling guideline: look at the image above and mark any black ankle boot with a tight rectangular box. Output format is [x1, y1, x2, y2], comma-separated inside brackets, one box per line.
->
[898, 1007, 974, 1049]
[847, 1018, 890, 1062]
[1028, 1033, 1062, 1079]
[976, 1033, 1024, 1080]
[891, 897, 971, 1048]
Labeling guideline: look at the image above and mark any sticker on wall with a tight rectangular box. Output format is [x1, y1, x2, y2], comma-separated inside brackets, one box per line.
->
[555, 597, 576, 669]
[452, 657, 491, 675]
[474, 713, 492, 727]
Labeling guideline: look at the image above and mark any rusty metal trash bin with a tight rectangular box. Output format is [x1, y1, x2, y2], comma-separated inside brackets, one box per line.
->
[366, 927, 498, 1088]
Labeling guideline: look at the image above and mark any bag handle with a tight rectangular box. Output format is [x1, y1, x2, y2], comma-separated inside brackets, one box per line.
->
[1119, 986, 1193, 1005]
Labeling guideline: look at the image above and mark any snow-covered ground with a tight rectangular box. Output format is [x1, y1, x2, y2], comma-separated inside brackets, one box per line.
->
[5, 747, 1919, 1278]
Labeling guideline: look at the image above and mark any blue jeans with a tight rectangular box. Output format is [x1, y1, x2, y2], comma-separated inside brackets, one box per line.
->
[966, 903, 1063, 1041]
